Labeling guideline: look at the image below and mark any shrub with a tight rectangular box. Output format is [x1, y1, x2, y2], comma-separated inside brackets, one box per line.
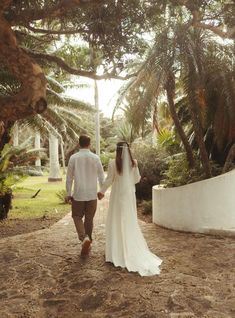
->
[56, 189, 68, 204]
[100, 152, 115, 171]
[140, 200, 152, 215]
[132, 143, 168, 200]
[162, 153, 222, 187]
[156, 128, 181, 155]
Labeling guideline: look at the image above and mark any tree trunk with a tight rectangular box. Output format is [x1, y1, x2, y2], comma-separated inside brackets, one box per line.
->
[12, 123, 19, 146]
[222, 143, 235, 173]
[48, 134, 62, 182]
[34, 131, 43, 175]
[186, 53, 212, 178]
[0, 1, 47, 149]
[0, 121, 13, 151]
[60, 141, 66, 175]
[94, 79, 100, 157]
[165, 73, 195, 169]
[190, 105, 211, 178]
[0, 191, 12, 220]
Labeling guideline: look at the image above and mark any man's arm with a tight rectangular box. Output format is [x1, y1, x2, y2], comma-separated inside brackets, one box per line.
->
[66, 157, 74, 201]
[97, 158, 105, 188]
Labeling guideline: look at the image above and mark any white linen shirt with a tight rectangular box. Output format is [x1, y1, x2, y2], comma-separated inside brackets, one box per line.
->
[66, 149, 105, 201]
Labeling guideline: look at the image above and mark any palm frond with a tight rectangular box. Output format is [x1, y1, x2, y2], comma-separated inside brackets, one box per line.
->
[46, 75, 65, 93]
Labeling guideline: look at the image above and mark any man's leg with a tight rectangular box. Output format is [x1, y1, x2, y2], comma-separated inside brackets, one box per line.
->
[72, 200, 85, 241]
[84, 200, 97, 241]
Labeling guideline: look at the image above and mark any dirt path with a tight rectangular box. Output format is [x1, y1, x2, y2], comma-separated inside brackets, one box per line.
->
[0, 195, 234, 318]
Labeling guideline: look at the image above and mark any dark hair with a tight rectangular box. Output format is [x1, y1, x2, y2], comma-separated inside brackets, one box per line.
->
[115, 141, 135, 175]
[79, 135, 91, 148]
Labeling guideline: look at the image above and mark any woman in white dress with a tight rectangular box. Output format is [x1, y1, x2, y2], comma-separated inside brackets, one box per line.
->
[98, 141, 162, 276]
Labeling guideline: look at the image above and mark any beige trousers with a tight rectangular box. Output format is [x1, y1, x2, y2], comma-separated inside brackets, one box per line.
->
[71, 199, 97, 241]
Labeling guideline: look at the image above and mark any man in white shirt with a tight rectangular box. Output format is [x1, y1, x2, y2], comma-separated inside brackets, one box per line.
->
[66, 135, 105, 256]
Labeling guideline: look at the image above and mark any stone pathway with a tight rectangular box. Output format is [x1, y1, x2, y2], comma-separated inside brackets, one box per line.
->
[0, 194, 234, 318]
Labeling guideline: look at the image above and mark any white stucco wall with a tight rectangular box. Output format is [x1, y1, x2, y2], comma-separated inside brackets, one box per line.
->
[153, 169, 235, 236]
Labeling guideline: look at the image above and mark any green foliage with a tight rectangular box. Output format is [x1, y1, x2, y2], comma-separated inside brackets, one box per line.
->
[1, 139, 46, 169]
[56, 189, 68, 204]
[132, 143, 168, 200]
[0, 144, 27, 219]
[100, 152, 115, 171]
[0, 172, 25, 196]
[0, 140, 48, 218]
[116, 121, 137, 145]
[140, 200, 152, 215]
[162, 153, 222, 188]
[156, 128, 181, 154]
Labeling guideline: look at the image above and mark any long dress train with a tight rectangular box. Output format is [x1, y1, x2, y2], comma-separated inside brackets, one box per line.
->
[100, 152, 162, 276]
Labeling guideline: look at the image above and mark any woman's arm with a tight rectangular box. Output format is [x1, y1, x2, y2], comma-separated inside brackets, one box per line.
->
[99, 160, 115, 194]
[133, 160, 141, 184]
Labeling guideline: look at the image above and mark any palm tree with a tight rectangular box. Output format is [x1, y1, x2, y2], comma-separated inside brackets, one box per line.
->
[114, 19, 234, 178]
[20, 78, 95, 180]
[114, 27, 196, 169]
[0, 70, 95, 181]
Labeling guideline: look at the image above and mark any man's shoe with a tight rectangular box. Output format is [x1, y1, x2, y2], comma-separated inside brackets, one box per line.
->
[81, 237, 91, 256]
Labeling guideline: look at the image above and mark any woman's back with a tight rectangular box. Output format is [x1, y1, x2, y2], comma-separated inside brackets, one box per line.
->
[99, 142, 162, 276]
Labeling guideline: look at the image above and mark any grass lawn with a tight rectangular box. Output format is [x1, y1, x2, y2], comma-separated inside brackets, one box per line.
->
[10, 174, 69, 220]
[0, 173, 150, 238]
[0, 174, 70, 238]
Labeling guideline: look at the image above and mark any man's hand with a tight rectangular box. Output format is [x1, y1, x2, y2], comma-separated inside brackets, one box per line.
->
[97, 192, 104, 200]
[65, 196, 73, 204]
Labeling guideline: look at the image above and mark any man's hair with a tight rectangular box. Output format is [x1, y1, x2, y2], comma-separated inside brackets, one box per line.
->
[79, 135, 91, 148]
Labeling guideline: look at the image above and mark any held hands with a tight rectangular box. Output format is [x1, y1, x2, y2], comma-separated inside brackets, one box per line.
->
[97, 192, 104, 200]
[65, 196, 73, 204]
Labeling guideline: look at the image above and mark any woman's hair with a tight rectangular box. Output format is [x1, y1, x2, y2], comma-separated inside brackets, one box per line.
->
[115, 141, 135, 175]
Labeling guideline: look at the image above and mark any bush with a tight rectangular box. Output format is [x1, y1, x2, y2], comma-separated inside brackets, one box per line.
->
[156, 128, 181, 155]
[162, 153, 222, 187]
[140, 200, 152, 215]
[100, 152, 115, 171]
[132, 143, 168, 200]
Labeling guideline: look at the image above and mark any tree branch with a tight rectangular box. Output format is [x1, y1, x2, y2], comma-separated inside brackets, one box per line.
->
[15, 30, 56, 43]
[24, 24, 88, 35]
[0, 1, 47, 123]
[7, 0, 102, 25]
[190, 9, 235, 39]
[26, 49, 138, 80]
[193, 22, 235, 39]
[0, 0, 12, 13]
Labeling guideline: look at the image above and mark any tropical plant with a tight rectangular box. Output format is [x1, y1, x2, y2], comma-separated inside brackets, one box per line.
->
[139, 200, 152, 215]
[132, 143, 168, 200]
[56, 189, 68, 204]
[156, 128, 181, 155]
[114, 11, 235, 183]
[162, 153, 222, 188]
[1, 0, 233, 151]
[0, 143, 33, 219]
[115, 121, 138, 145]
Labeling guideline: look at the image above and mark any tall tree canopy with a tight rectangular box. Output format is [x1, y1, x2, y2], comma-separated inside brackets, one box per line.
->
[0, 0, 234, 149]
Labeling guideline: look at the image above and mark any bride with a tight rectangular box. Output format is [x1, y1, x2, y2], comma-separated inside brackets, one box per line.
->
[98, 141, 162, 276]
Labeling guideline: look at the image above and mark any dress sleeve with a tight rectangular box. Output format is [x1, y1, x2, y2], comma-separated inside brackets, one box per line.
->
[100, 160, 115, 194]
[133, 160, 141, 184]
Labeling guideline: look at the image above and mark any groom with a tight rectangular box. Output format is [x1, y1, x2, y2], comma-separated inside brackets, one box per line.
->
[66, 135, 105, 256]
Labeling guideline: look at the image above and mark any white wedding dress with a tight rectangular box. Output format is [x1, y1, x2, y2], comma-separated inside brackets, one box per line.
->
[100, 147, 162, 276]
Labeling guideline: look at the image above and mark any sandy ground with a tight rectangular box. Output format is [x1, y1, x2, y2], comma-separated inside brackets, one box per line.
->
[0, 197, 234, 318]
